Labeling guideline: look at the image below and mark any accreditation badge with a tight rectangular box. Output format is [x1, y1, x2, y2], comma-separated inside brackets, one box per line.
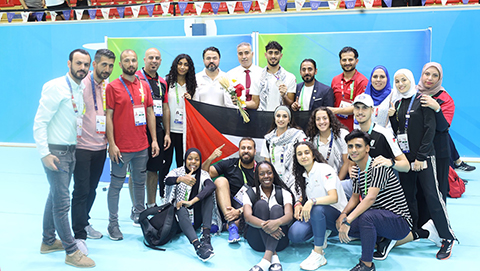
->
[337, 99, 352, 119]
[96, 115, 106, 134]
[397, 133, 410, 153]
[133, 105, 146, 126]
[153, 99, 163, 117]
[174, 108, 184, 124]
[76, 116, 83, 138]
[233, 184, 249, 206]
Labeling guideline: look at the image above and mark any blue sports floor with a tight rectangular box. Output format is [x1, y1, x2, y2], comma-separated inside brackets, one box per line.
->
[0, 146, 479, 271]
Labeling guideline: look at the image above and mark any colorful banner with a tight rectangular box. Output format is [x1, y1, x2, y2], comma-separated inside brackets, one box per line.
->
[35, 12, 43, 21]
[161, 2, 170, 14]
[383, 0, 392, 7]
[211, 2, 220, 14]
[195, 2, 205, 15]
[106, 34, 252, 80]
[21, 12, 28, 22]
[242, 1, 252, 13]
[62, 10, 71, 20]
[75, 9, 84, 20]
[178, 2, 188, 15]
[295, 0, 305, 11]
[345, 0, 356, 9]
[257, 30, 431, 84]
[101, 8, 110, 20]
[310, 0, 321, 10]
[278, 0, 287, 11]
[145, 4, 155, 17]
[258, 0, 268, 12]
[88, 9, 96, 19]
[227, 1, 237, 14]
[117, 7, 125, 18]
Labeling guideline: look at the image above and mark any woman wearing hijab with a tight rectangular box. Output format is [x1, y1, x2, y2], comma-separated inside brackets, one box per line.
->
[364, 65, 394, 128]
[418, 62, 475, 173]
[389, 69, 456, 260]
[260, 105, 306, 190]
[164, 148, 216, 262]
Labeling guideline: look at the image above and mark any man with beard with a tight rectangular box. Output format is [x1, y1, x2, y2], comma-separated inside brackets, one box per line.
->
[202, 138, 257, 243]
[329, 47, 368, 131]
[105, 49, 160, 241]
[257, 41, 296, 111]
[194, 46, 234, 107]
[71, 49, 115, 252]
[291, 59, 334, 111]
[132, 48, 171, 213]
[34, 49, 95, 267]
[227, 42, 263, 109]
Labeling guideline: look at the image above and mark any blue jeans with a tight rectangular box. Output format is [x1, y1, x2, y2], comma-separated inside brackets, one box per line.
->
[107, 149, 148, 224]
[42, 146, 78, 254]
[289, 205, 340, 247]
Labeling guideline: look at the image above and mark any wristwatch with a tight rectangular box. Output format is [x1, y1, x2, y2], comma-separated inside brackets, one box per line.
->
[342, 217, 351, 226]
[310, 198, 317, 205]
[390, 158, 396, 168]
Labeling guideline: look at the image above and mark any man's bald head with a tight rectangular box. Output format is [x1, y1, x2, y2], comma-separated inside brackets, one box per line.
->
[144, 48, 162, 75]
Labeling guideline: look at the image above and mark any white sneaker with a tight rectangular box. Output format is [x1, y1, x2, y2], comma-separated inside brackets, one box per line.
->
[75, 239, 89, 256]
[300, 250, 327, 270]
[421, 219, 442, 247]
[321, 230, 332, 249]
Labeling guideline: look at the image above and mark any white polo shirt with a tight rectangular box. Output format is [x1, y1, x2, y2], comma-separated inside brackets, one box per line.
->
[193, 68, 235, 108]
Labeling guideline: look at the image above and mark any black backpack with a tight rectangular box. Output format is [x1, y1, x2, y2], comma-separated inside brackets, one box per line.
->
[139, 202, 179, 251]
[245, 185, 284, 206]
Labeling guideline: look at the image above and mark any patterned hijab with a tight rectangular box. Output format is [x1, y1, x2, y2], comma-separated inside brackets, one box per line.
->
[393, 69, 418, 99]
[416, 62, 445, 96]
[365, 65, 392, 106]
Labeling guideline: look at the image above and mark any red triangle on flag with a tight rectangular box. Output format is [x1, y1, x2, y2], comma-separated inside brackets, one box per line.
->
[185, 99, 238, 164]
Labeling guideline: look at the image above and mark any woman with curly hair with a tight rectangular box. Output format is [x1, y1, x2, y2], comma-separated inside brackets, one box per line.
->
[306, 107, 350, 181]
[163, 54, 197, 196]
[289, 141, 347, 270]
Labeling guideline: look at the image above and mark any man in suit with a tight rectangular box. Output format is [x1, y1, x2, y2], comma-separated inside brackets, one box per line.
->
[291, 59, 334, 111]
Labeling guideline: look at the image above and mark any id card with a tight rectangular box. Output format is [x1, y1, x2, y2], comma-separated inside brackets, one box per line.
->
[397, 133, 410, 153]
[96, 115, 106, 134]
[76, 116, 83, 138]
[133, 105, 146, 126]
[337, 100, 352, 119]
[153, 99, 163, 117]
[174, 108, 184, 124]
[233, 184, 249, 206]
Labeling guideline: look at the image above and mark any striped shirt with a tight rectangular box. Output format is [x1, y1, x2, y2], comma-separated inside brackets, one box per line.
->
[353, 159, 413, 228]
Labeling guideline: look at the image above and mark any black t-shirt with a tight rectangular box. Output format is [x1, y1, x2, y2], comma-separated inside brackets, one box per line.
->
[368, 124, 401, 160]
[213, 158, 255, 196]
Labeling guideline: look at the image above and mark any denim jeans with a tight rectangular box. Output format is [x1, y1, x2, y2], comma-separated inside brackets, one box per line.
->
[107, 148, 148, 224]
[42, 147, 78, 254]
[289, 205, 340, 247]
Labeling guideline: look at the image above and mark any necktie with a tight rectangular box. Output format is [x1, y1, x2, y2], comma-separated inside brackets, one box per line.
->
[245, 69, 251, 101]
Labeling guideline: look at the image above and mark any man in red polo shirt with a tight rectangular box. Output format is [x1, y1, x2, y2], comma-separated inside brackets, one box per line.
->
[329, 47, 368, 131]
[105, 49, 159, 241]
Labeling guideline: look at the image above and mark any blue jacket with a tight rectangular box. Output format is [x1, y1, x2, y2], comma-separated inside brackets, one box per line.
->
[295, 79, 335, 110]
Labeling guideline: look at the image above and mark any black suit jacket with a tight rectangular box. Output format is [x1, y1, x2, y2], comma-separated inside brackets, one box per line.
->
[295, 79, 335, 110]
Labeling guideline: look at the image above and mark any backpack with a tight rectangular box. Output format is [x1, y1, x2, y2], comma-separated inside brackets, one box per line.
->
[245, 185, 284, 206]
[448, 166, 466, 198]
[138, 202, 179, 250]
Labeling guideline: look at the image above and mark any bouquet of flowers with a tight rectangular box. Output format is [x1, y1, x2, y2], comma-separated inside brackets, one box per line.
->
[218, 76, 250, 123]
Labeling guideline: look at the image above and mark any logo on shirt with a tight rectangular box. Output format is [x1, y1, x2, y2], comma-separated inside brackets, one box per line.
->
[325, 173, 332, 180]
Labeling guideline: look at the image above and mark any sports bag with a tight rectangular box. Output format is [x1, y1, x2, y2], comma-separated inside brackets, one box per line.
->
[139, 202, 179, 250]
[448, 166, 466, 198]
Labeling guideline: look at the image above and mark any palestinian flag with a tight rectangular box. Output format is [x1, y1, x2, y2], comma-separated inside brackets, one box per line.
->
[184, 99, 312, 163]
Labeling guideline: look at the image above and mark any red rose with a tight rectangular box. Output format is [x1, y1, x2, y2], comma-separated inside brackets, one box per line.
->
[234, 84, 245, 97]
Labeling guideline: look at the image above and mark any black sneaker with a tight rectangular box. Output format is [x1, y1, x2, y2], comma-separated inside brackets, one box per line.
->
[454, 161, 476, 172]
[200, 233, 214, 252]
[373, 238, 396, 260]
[195, 243, 214, 262]
[436, 239, 454, 260]
[350, 260, 376, 271]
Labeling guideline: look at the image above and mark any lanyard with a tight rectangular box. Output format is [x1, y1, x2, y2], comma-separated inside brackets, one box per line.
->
[341, 79, 355, 100]
[65, 76, 84, 116]
[396, 92, 417, 132]
[238, 159, 256, 185]
[317, 130, 334, 161]
[119, 76, 144, 105]
[141, 69, 161, 99]
[90, 73, 106, 112]
[271, 143, 284, 164]
[367, 122, 374, 135]
[175, 83, 180, 105]
[358, 156, 372, 195]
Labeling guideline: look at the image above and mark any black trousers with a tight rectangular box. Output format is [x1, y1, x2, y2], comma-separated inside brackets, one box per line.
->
[177, 193, 214, 243]
[399, 156, 455, 240]
[245, 200, 289, 253]
[72, 148, 107, 239]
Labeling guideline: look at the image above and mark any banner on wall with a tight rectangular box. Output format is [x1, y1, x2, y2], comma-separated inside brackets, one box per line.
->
[257, 29, 432, 84]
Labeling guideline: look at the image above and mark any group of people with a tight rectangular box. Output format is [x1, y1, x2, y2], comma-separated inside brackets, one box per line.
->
[33, 41, 470, 270]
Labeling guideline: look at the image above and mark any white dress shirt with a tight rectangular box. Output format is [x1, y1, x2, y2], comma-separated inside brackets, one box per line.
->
[34, 73, 85, 157]
[226, 64, 263, 100]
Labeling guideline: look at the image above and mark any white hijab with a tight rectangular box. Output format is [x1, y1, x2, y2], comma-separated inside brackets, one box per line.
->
[392, 69, 418, 99]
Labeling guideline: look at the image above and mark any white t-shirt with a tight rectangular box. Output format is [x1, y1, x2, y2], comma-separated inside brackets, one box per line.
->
[167, 82, 187, 134]
[259, 68, 296, 111]
[45, 0, 64, 6]
[312, 128, 349, 175]
[298, 85, 314, 111]
[193, 69, 235, 108]
[371, 92, 393, 130]
[243, 184, 293, 209]
[302, 162, 348, 213]
[226, 64, 263, 99]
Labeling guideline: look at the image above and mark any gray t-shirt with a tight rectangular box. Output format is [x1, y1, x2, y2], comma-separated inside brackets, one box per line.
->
[25, 0, 44, 8]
